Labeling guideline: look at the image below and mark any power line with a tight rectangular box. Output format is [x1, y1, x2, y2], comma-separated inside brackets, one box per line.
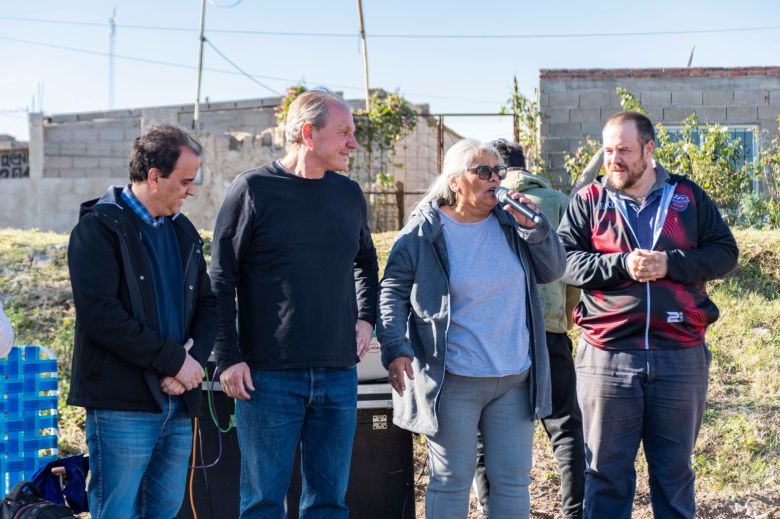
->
[0, 34, 499, 105]
[1, 15, 779, 39]
[204, 39, 281, 95]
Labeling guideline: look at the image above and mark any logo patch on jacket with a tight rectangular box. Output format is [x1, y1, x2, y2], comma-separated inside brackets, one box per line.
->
[670, 194, 690, 212]
[666, 311, 684, 323]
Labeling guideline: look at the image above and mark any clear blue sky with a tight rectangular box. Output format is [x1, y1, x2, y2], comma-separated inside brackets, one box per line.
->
[2, 0, 779, 141]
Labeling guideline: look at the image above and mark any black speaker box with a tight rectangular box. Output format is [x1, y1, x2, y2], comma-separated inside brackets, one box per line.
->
[177, 383, 415, 519]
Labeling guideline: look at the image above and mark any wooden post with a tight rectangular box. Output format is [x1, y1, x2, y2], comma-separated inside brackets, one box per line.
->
[395, 181, 405, 230]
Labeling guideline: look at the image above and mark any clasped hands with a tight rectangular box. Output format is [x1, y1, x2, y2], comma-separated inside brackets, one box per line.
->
[627, 249, 668, 283]
[160, 338, 205, 395]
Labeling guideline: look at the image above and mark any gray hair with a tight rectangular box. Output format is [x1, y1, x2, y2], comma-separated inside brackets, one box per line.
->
[415, 139, 503, 211]
[284, 89, 350, 148]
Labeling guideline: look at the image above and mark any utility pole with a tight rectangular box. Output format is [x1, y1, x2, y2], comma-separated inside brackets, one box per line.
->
[193, 0, 207, 129]
[356, 0, 370, 111]
[108, 7, 116, 109]
[512, 75, 520, 144]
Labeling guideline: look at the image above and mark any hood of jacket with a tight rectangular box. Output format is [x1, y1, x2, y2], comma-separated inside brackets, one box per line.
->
[505, 169, 552, 193]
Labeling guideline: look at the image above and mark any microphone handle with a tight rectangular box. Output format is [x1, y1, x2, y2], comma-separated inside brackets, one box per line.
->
[497, 189, 543, 224]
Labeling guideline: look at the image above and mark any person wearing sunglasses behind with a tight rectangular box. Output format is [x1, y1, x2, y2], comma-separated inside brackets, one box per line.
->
[377, 139, 565, 518]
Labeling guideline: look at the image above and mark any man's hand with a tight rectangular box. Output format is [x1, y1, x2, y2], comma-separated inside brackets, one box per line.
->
[387, 356, 414, 396]
[627, 249, 668, 282]
[502, 189, 540, 229]
[355, 319, 373, 360]
[160, 376, 186, 395]
[219, 362, 255, 400]
[174, 338, 204, 391]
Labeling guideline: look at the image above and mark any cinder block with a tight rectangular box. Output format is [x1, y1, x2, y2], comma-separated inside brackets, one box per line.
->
[125, 127, 140, 140]
[541, 137, 572, 153]
[579, 91, 611, 108]
[664, 106, 727, 123]
[45, 156, 72, 169]
[99, 128, 127, 141]
[543, 108, 570, 123]
[580, 121, 604, 137]
[769, 90, 780, 105]
[546, 122, 582, 138]
[84, 141, 113, 157]
[726, 106, 759, 122]
[58, 141, 87, 155]
[671, 91, 703, 106]
[73, 156, 98, 169]
[99, 157, 127, 169]
[539, 92, 549, 107]
[640, 91, 671, 108]
[46, 127, 73, 143]
[758, 105, 780, 124]
[72, 128, 99, 142]
[42, 167, 61, 178]
[733, 90, 769, 106]
[703, 90, 734, 105]
[113, 141, 132, 155]
[548, 92, 579, 108]
[570, 108, 600, 123]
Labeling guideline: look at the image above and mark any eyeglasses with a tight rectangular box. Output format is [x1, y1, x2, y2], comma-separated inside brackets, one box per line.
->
[467, 165, 507, 180]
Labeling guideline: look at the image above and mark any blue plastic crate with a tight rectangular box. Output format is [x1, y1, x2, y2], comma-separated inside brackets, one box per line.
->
[0, 345, 59, 494]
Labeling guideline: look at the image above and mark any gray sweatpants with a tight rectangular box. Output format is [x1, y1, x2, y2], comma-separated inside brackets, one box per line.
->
[425, 370, 535, 519]
[576, 342, 711, 519]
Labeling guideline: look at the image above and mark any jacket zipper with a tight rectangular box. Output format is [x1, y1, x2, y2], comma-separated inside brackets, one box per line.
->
[430, 238, 450, 420]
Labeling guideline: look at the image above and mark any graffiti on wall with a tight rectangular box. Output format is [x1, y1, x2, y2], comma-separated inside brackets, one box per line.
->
[0, 149, 30, 178]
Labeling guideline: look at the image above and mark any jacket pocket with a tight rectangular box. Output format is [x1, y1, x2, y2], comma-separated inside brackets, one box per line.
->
[86, 348, 107, 380]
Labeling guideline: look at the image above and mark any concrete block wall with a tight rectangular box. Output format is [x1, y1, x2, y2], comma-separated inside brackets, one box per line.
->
[539, 67, 780, 187]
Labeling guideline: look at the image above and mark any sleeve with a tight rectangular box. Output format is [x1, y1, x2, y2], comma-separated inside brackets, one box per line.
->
[68, 216, 185, 376]
[187, 241, 219, 366]
[376, 234, 416, 369]
[665, 183, 739, 284]
[519, 214, 566, 284]
[558, 191, 633, 289]
[209, 180, 256, 372]
[0, 302, 13, 357]
[353, 186, 379, 326]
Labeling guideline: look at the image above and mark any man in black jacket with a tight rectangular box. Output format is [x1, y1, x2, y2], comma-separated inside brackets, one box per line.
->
[67, 124, 218, 519]
[211, 89, 379, 518]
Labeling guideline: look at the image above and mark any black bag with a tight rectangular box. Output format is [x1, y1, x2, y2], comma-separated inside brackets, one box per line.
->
[0, 481, 75, 519]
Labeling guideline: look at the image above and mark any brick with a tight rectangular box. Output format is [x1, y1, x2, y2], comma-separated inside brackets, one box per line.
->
[703, 90, 734, 105]
[671, 91, 703, 106]
[726, 106, 759, 122]
[640, 91, 671, 107]
[99, 128, 126, 141]
[570, 108, 600, 123]
[548, 92, 579, 108]
[733, 90, 769, 106]
[579, 91, 611, 108]
[543, 108, 570, 123]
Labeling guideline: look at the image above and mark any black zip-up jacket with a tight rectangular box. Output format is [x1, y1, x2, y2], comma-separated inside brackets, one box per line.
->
[558, 166, 738, 350]
[67, 186, 218, 415]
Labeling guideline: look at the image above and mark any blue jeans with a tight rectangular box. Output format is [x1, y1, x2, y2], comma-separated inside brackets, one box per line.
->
[86, 396, 192, 519]
[236, 367, 358, 519]
[576, 343, 711, 519]
[427, 371, 534, 519]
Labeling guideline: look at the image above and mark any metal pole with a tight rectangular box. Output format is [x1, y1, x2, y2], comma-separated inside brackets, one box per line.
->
[356, 0, 370, 111]
[108, 7, 116, 110]
[437, 116, 444, 174]
[513, 75, 520, 144]
[193, 0, 207, 129]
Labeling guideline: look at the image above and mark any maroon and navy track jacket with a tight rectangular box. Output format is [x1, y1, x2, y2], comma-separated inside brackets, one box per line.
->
[558, 164, 738, 350]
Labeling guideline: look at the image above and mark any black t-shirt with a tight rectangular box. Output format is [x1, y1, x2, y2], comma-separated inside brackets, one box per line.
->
[210, 161, 378, 370]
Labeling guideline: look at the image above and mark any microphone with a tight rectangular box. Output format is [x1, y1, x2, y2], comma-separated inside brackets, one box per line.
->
[494, 186, 543, 224]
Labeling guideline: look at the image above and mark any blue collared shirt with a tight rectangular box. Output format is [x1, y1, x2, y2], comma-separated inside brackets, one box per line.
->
[121, 185, 167, 228]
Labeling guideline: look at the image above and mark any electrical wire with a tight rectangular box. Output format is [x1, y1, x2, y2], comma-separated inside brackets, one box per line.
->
[189, 419, 199, 519]
[1, 15, 779, 39]
[204, 38, 281, 95]
[208, 0, 243, 7]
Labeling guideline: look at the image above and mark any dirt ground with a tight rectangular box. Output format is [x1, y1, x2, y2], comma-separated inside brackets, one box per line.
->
[410, 434, 779, 519]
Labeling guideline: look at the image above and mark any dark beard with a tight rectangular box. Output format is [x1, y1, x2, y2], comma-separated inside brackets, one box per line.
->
[606, 157, 646, 191]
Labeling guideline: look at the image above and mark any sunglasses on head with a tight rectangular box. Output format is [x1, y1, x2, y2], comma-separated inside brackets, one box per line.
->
[467, 165, 507, 180]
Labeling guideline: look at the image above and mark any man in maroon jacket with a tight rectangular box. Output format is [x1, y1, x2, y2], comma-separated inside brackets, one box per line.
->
[558, 111, 738, 519]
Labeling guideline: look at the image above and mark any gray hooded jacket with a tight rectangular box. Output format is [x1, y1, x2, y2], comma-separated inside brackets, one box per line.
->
[377, 201, 565, 435]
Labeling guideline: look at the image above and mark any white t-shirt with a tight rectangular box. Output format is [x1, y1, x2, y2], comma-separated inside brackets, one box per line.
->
[0, 302, 14, 357]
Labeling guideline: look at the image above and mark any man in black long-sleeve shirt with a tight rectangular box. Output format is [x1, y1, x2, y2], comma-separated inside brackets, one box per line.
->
[210, 89, 379, 518]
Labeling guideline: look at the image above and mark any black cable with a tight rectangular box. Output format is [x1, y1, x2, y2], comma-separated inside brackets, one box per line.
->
[402, 446, 427, 519]
[204, 38, 281, 95]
